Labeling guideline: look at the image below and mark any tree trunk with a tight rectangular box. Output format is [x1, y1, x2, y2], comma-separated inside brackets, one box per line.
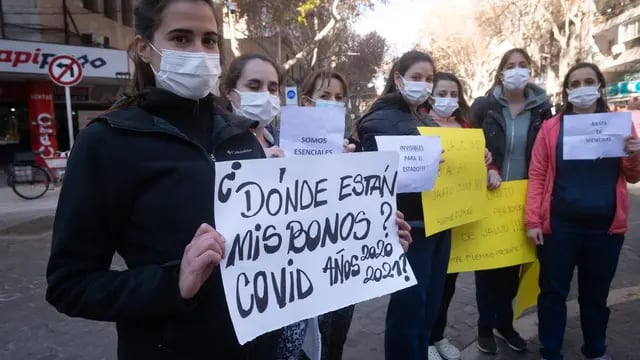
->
[213, 3, 227, 68]
[281, 0, 342, 71]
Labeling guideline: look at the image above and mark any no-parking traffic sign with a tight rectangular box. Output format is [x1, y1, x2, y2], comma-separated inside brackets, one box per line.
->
[48, 55, 83, 149]
[48, 55, 84, 87]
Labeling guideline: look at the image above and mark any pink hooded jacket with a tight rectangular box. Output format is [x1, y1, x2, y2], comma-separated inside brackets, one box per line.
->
[525, 113, 640, 234]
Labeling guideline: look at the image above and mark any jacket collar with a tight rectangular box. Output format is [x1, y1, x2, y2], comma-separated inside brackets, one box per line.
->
[96, 88, 259, 145]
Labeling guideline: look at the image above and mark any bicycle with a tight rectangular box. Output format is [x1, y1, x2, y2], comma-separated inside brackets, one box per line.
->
[6, 150, 68, 200]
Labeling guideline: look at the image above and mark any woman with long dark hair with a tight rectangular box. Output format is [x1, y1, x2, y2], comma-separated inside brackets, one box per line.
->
[300, 68, 355, 360]
[425, 72, 492, 360]
[470, 48, 552, 355]
[356, 50, 448, 360]
[526, 62, 640, 360]
[45, 1, 283, 358]
[425, 72, 468, 360]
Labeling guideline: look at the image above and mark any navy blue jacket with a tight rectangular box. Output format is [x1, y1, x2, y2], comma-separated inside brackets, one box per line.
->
[46, 89, 281, 360]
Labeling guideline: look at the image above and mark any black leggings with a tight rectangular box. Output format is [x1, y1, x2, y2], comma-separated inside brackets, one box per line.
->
[430, 272, 459, 344]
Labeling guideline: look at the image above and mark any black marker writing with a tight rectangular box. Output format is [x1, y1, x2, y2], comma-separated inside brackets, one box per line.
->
[322, 249, 361, 286]
[287, 211, 371, 254]
[236, 259, 313, 319]
[338, 166, 397, 201]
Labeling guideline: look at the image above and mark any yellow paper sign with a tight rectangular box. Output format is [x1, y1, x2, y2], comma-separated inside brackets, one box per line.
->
[514, 261, 540, 320]
[449, 180, 536, 273]
[418, 127, 487, 236]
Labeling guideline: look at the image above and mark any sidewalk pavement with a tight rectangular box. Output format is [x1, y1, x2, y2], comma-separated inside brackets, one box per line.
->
[0, 186, 59, 235]
[0, 184, 638, 359]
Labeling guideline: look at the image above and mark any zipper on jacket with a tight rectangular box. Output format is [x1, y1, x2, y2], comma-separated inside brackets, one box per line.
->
[505, 111, 515, 180]
[193, 99, 200, 120]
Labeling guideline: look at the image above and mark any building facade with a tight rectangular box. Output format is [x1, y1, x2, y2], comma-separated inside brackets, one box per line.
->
[0, 0, 133, 165]
[593, 0, 640, 105]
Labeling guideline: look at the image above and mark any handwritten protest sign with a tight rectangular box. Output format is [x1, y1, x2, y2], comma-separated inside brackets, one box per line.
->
[214, 152, 416, 344]
[375, 135, 442, 193]
[563, 112, 632, 160]
[449, 180, 536, 273]
[279, 106, 345, 156]
[418, 127, 487, 236]
[514, 261, 540, 320]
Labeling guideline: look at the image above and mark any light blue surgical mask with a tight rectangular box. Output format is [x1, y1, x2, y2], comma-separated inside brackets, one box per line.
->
[316, 99, 345, 108]
[307, 97, 345, 108]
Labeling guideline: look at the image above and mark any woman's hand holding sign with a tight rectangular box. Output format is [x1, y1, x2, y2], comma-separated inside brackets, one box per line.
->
[624, 136, 640, 158]
[487, 169, 502, 190]
[396, 211, 412, 252]
[264, 146, 285, 158]
[343, 139, 357, 153]
[179, 224, 226, 300]
[485, 149, 493, 166]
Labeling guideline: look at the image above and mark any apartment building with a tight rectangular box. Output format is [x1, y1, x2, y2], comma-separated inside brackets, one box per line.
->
[593, 0, 640, 104]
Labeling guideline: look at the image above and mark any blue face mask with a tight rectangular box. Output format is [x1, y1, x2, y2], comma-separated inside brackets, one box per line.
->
[314, 98, 345, 108]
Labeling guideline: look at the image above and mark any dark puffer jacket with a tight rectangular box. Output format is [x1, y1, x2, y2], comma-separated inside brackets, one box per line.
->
[356, 93, 437, 224]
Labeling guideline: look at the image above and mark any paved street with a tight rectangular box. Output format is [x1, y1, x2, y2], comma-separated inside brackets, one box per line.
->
[1, 187, 639, 359]
[0, 186, 59, 235]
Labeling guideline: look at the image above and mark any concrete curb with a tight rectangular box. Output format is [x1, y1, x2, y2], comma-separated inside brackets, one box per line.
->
[460, 286, 640, 357]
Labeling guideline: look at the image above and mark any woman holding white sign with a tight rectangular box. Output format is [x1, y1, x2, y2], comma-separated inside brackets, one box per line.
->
[300, 68, 356, 360]
[470, 48, 552, 355]
[526, 62, 640, 360]
[220, 58, 413, 359]
[356, 50, 452, 360]
[45, 1, 284, 359]
[301, 69, 359, 154]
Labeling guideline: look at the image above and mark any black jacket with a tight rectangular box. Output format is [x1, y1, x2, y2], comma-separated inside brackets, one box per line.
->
[356, 93, 437, 223]
[46, 89, 281, 360]
[471, 89, 552, 175]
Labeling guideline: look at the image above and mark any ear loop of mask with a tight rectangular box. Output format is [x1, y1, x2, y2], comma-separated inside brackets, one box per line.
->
[146, 42, 161, 74]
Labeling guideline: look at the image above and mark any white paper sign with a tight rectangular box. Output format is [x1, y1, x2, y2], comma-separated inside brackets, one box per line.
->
[564, 112, 632, 160]
[214, 152, 416, 345]
[279, 106, 345, 156]
[375, 135, 442, 193]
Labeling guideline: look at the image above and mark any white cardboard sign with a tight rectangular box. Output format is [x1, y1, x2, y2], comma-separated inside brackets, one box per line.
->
[563, 112, 632, 160]
[375, 135, 442, 193]
[214, 152, 416, 344]
[279, 106, 345, 156]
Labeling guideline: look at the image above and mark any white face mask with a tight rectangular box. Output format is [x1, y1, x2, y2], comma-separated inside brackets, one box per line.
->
[232, 90, 281, 127]
[567, 86, 601, 110]
[149, 44, 221, 100]
[432, 97, 459, 118]
[313, 98, 345, 108]
[400, 77, 433, 105]
[502, 68, 530, 91]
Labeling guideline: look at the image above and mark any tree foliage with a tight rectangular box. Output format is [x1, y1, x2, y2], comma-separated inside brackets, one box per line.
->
[233, 0, 382, 76]
[475, 0, 596, 93]
[334, 31, 387, 118]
